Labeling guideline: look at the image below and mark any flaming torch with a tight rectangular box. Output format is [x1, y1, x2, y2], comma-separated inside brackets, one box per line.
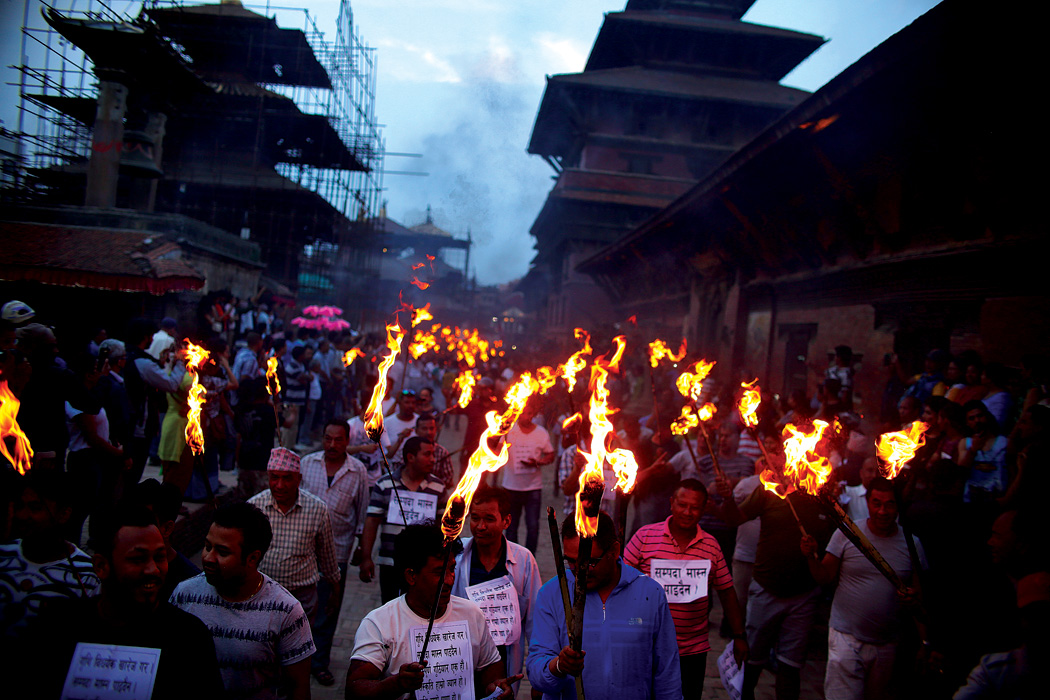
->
[762, 420, 910, 594]
[674, 360, 722, 478]
[342, 347, 366, 368]
[183, 342, 210, 457]
[646, 338, 686, 434]
[426, 372, 549, 663]
[875, 421, 929, 479]
[738, 379, 780, 472]
[0, 379, 33, 474]
[568, 336, 636, 681]
[453, 370, 477, 409]
[364, 320, 409, 523]
[265, 355, 283, 447]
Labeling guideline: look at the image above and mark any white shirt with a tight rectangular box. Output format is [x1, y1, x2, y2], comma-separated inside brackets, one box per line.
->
[65, 401, 110, 452]
[351, 596, 501, 699]
[499, 423, 552, 492]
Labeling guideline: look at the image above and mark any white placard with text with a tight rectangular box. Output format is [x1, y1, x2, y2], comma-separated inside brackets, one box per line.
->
[61, 643, 161, 700]
[465, 575, 521, 646]
[385, 490, 438, 526]
[409, 621, 474, 700]
[649, 558, 711, 603]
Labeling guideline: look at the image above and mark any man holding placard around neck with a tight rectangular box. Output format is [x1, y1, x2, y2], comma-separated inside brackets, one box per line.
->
[624, 478, 748, 699]
[346, 522, 520, 700]
[450, 486, 542, 698]
[357, 436, 447, 602]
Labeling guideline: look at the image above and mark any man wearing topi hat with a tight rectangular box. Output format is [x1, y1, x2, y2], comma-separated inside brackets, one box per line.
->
[248, 447, 342, 622]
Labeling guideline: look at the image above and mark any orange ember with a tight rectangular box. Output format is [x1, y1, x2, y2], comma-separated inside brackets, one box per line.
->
[575, 336, 638, 536]
[412, 262, 426, 270]
[410, 277, 430, 290]
[364, 321, 406, 441]
[675, 359, 716, 403]
[626, 315, 637, 325]
[738, 380, 762, 429]
[562, 412, 582, 431]
[647, 338, 687, 368]
[266, 356, 281, 395]
[561, 328, 592, 392]
[0, 379, 34, 474]
[761, 420, 836, 498]
[183, 341, 210, 456]
[454, 371, 477, 409]
[342, 348, 366, 368]
[875, 421, 929, 479]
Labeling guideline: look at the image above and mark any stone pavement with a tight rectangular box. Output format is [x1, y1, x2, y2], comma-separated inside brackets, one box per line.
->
[306, 420, 828, 699]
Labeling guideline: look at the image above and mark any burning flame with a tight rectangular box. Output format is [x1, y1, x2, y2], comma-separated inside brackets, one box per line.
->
[342, 348, 366, 368]
[562, 412, 582, 431]
[697, 403, 716, 421]
[266, 356, 281, 396]
[454, 371, 477, 409]
[675, 359, 716, 403]
[562, 328, 592, 392]
[0, 379, 34, 474]
[441, 371, 557, 543]
[648, 338, 687, 368]
[411, 303, 433, 327]
[364, 321, 406, 441]
[408, 329, 438, 360]
[670, 406, 698, 436]
[738, 380, 762, 429]
[410, 277, 430, 290]
[183, 341, 210, 456]
[761, 420, 836, 498]
[412, 262, 426, 270]
[875, 421, 929, 479]
[575, 336, 637, 537]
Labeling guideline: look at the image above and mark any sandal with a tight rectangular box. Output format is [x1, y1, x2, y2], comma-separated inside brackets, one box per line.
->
[313, 668, 335, 687]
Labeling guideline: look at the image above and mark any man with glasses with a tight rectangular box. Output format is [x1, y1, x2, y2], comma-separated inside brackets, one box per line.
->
[527, 512, 682, 699]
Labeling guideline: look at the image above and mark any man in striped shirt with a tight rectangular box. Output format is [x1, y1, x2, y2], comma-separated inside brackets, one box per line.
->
[248, 447, 341, 621]
[356, 436, 446, 602]
[624, 478, 748, 699]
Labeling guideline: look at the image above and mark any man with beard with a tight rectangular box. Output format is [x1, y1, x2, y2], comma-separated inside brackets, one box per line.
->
[171, 502, 315, 699]
[527, 512, 682, 700]
[346, 522, 518, 699]
[20, 505, 223, 698]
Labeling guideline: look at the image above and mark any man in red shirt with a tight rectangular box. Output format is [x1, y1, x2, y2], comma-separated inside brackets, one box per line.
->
[624, 478, 748, 698]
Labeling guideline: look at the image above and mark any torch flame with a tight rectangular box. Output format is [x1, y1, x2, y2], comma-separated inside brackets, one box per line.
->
[342, 348, 366, 368]
[183, 341, 210, 457]
[670, 405, 698, 436]
[738, 380, 762, 429]
[266, 356, 281, 395]
[411, 303, 433, 326]
[675, 359, 716, 403]
[0, 379, 34, 474]
[761, 420, 836, 498]
[647, 338, 687, 368]
[441, 370, 557, 543]
[697, 402, 717, 421]
[454, 371, 477, 409]
[875, 421, 929, 479]
[561, 328, 592, 392]
[364, 321, 406, 441]
[410, 277, 430, 290]
[562, 412, 582, 431]
[575, 336, 637, 536]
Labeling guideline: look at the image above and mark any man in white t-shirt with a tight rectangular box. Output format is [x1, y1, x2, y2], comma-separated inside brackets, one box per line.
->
[498, 400, 554, 552]
[346, 523, 519, 699]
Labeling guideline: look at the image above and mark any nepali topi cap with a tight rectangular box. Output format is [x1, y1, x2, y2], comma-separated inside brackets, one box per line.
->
[267, 447, 301, 473]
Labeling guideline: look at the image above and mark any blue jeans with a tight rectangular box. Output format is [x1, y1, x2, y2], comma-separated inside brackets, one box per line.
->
[506, 488, 542, 552]
[311, 565, 347, 672]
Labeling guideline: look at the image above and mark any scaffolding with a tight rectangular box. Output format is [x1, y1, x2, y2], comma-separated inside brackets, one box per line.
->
[5, 0, 385, 320]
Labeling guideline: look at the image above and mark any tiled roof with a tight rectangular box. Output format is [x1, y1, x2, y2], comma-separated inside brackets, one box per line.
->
[0, 221, 204, 294]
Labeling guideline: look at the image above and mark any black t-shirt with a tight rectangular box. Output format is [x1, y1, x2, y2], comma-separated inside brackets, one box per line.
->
[160, 551, 202, 602]
[18, 597, 224, 699]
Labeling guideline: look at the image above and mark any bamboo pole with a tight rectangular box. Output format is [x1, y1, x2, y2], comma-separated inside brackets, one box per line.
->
[417, 542, 455, 664]
[548, 507, 586, 700]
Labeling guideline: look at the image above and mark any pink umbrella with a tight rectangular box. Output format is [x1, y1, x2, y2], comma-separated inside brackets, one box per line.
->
[302, 305, 321, 316]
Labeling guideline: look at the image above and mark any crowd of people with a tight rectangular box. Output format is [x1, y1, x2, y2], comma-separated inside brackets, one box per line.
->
[2, 295, 1048, 699]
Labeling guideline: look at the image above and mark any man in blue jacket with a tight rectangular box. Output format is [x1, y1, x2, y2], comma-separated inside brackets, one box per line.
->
[527, 511, 682, 700]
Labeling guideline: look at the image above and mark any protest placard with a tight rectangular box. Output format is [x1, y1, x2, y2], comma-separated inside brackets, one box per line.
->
[410, 620, 474, 700]
[465, 575, 522, 646]
[385, 490, 439, 526]
[60, 643, 161, 700]
[717, 642, 744, 700]
[648, 558, 711, 603]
